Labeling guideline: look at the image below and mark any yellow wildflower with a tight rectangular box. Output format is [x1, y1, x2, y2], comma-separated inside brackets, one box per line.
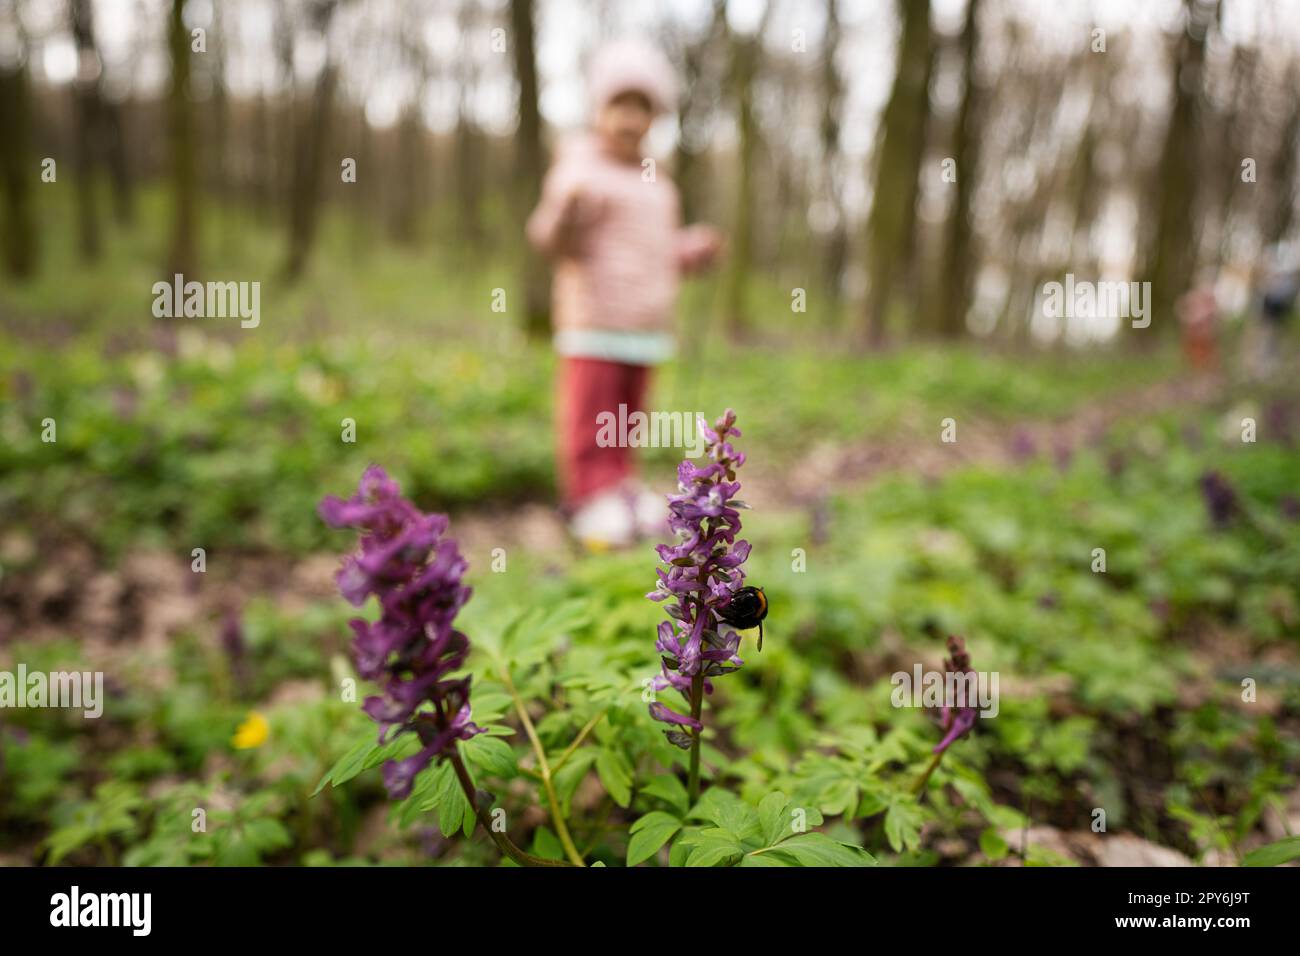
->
[232, 711, 269, 749]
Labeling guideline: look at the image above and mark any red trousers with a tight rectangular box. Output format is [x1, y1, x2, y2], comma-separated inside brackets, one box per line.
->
[556, 357, 651, 509]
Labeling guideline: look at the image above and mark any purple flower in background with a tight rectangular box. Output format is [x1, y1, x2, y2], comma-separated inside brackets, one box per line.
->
[933, 635, 978, 754]
[1281, 495, 1300, 522]
[1265, 399, 1295, 446]
[1009, 428, 1037, 462]
[1199, 470, 1239, 529]
[320, 465, 484, 799]
[646, 410, 751, 748]
[1106, 449, 1127, 479]
[219, 608, 246, 660]
[219, 607, 250, 695]
[1052, 439, 1073, 473]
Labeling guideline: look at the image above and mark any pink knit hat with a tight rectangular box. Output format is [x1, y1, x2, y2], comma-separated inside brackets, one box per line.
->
[586, 39, 678, 116]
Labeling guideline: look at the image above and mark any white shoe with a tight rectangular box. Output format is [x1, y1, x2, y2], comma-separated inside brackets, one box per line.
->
[569, 490, 636, 551]
[632, 485, 669, 539]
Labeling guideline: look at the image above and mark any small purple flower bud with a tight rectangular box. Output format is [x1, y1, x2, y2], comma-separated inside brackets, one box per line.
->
[932, 635, 978, 755]
[1199, 470, 1238, 529]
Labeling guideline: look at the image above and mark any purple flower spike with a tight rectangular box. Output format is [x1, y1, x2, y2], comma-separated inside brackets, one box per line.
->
[646, 410, 752, 747]
[1199, 471, 1239, 529]
[321, 466, 484, 799]
[933, 635, 978, 755]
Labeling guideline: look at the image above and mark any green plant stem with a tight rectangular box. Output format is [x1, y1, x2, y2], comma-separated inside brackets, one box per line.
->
[911, 751, 944, 797]
[687, 672, 705, 803]
[552, 709, 606, 773]
[447, 750, 571, 867]
[98, 837, 118, 867]
[499, 666, 586, 867]
[579, 800, 616, 857]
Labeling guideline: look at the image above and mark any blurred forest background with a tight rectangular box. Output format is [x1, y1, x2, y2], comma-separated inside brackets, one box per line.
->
[2, 0, 1300, 869]
[1, 0, 1298, 343]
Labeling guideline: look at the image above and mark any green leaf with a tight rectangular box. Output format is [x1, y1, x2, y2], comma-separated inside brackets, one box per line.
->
[416, 761, 475, 838]
[756, 792, 824, 847]
[314, 734, 414, 795]
[856, 791, 890, 818]
[641, 774, 690, 816]
[245, 818, 293, 853]
[758, 832, 876, 867]
[979, 828, 1009, 862]
[683, 828, 744, 867]
[532, 826, 565, 862]
[595, 748, 633, 807]
[627, 811, 683, 866]
[668, 828, 697, 867]
[503, 600, 592, 660]
[738, 851, 794, 867]
[45, 825, 95, 866]
[757, 791, 790, 847]
[817, 778, 861, 816]
[1244, 836, 1300, 867]
[439, 780, 472, 838]
[467, 691, 513, 725]
[462, 735, 518, 778]
[313, 738, 374, 796]
[553, 749, 598, 815]
[951, 776, 995, 818]
[689, 788, 758, 842]
[214, 834, 260, 867]
[884, 798, 924, 854]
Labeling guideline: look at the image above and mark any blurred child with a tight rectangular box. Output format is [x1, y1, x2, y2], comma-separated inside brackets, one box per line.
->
[526, 39, 724, 550]
[1175, 280, 1219, 372]
[1249, 248, 1299, 380]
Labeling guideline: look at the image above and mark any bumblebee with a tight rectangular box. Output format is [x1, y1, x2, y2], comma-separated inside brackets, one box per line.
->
[719, 586, 769, 651]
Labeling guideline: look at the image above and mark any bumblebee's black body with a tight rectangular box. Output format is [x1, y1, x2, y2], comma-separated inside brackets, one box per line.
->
[719, 587, 769, 650]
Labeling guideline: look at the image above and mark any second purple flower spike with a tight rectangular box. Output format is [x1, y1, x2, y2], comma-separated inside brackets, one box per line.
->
[646, 409, 754, 749]
[319, 465, 485, 799]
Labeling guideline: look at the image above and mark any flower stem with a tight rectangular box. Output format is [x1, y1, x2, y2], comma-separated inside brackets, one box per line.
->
[499, 666, 587, 867]
[911, 751, 945, 797]
[552, 709, 606, 774]
[687, 672, 705, 804]
[447, 749, 571, 867]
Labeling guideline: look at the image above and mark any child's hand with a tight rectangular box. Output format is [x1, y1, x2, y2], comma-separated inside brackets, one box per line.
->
[678, 224, 726, 273]
[561, 186, 608, 230]
[547, 186, 607, 254]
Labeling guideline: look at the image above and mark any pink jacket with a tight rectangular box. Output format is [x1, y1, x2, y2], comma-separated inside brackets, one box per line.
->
[526, 134, 714, 335]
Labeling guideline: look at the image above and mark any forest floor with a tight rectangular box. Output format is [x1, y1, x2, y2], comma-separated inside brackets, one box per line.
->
[13, 362, 1300, 867]
[3, 368, 1228, 654]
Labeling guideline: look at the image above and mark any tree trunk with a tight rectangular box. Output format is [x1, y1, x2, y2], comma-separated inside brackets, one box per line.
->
[390, 104, 424, 245]
[285, 62, 338, 278]
[101, 99, 134, 226]
[1263, 66, 1300, 248]
[70, 0, 102, 261]
[0, 55, 38, 278]
[863, 0, 932, 347]
[454, 109, 483, 248]
[1140, 0, 1215, 339]
[510, 0, 549, 338]
[935, 0, 981, 339]
[453, 0, 484, 249]
[722, 8, 769, 338]
[166, 0, 198, 277]
[819, 0, 847, 306]
[284, 2, 340, 280]
[722, 27, 759, 335]
[674, 0, 725, 225]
